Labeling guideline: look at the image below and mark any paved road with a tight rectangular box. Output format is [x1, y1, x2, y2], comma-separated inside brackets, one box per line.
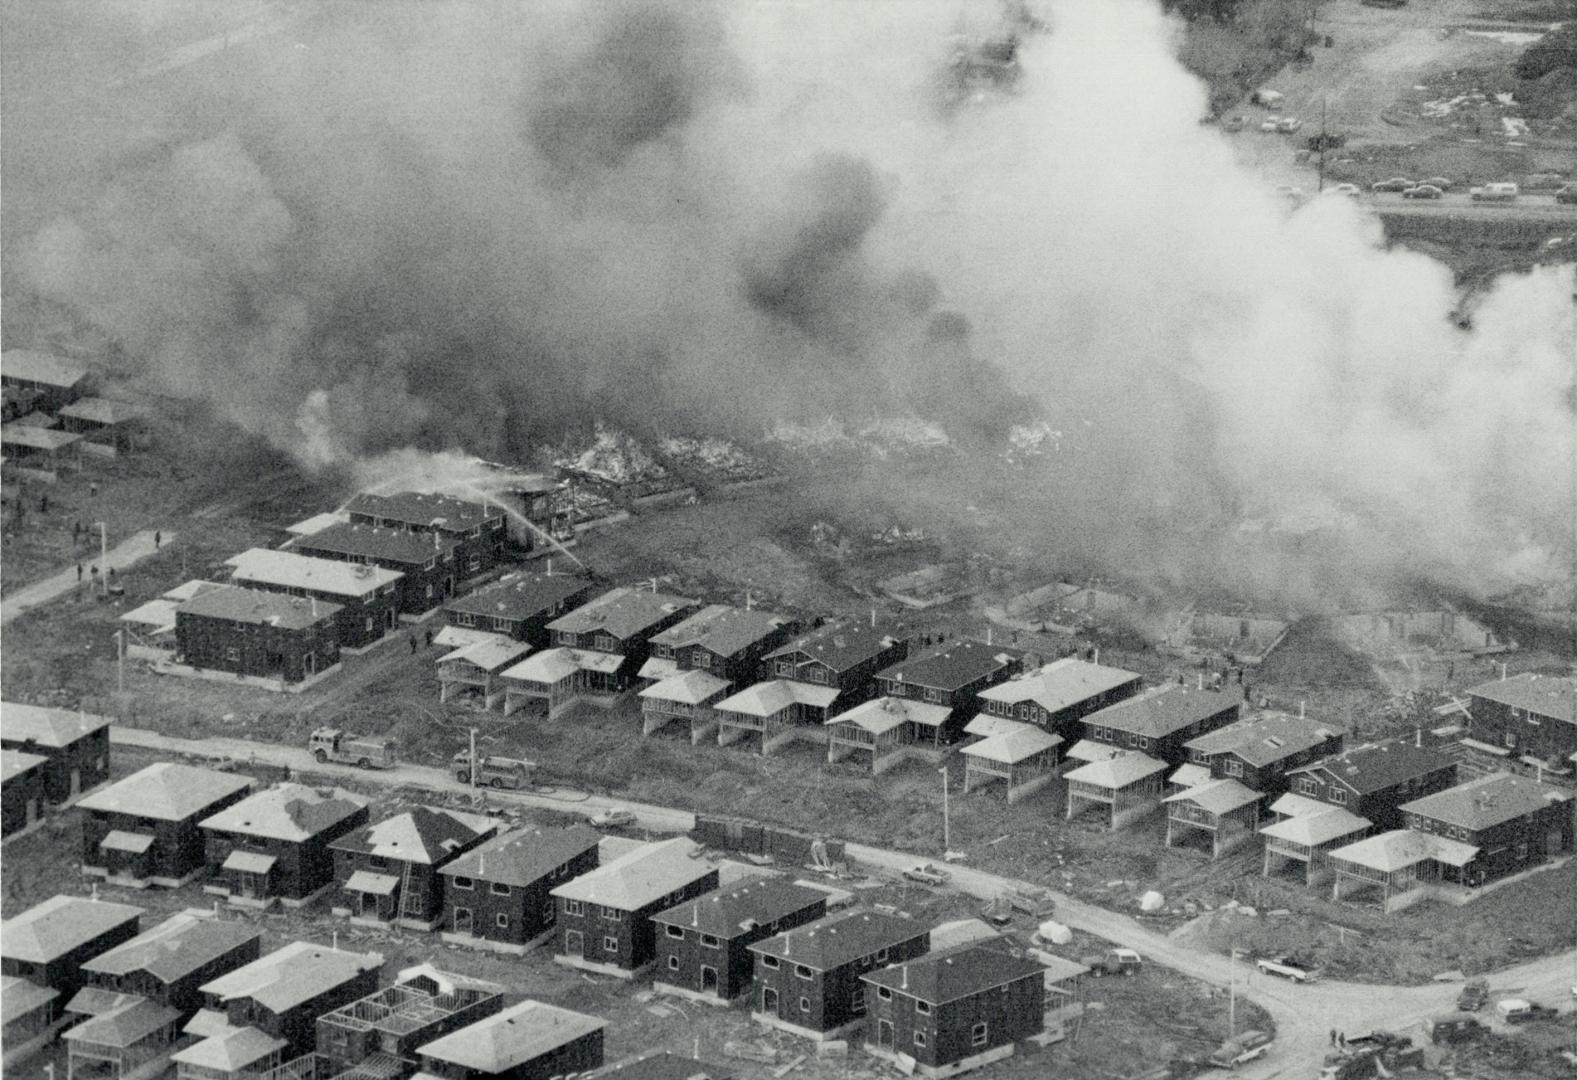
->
[1366, 192, 1576, 220]
[2, 530, 175, 626]
[111, 726, 1575, 1079]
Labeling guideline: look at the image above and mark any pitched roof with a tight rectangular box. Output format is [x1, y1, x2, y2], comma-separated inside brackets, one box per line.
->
[0, 896, 144, 964]
[82, 914, 260, 983]
[650, 604, 793, 658]
[1268, 792, 1337, 819]
[1169, 763, 1212, 789]
[1, 701, 114, 747]
[284, 511, 349, 537]
[78, 762, 252, 821]
[2, 349, 90, 387]
[959, 720, 1062, 764]
[1162, 778, 1263, 815]
[652, 878, 825, 939]
[861, 941, 1044, 1004]
[57, 397, 145, 426]
[439, 636, 533, 673]
[346, 491, 503, 530]
[440, 825, 602, 888]
[1062, 750, 1167, 789]
[748, 908, 926, 969]
[176, 584, 341, 629]
[1399, 772, 1573, 832]
[639, 669, 733, 706]
[550, 837, 713, 909]
[0, 425, 83, 451]
[171, 1025, 288, 1071]
[594, 1051, 733, 1080]
[433, 626, 507, 650]
[715, 680, 839, 717]
[1287, 740, 1455, 796]
[199, 941, 382, 1013]
[827, 697, 952, 734]
[978, 657, 1141, 713]
[417, 999, 605, 1072]
[1259, 808, 1370, 847]
[765, 622, 904, 673]
[446, 572, 594, 621]
[1065, 738, 1122, 764]
[1183, 711, 1342, 767]
[2, 748, 47, 782]
[1467, 673, 1576, 724]
[1084, 685, 1240, 739]
[62, 997, 181, 1049]
[295, 522, 459, 564]
[1330, 829, 1479, 873]
[1, 977, 58, 1024]
[877, 640, 1023, 692]
[501, 646, 623, 684]
[547, 587, 696, 640]
[227, 548, 402, 599]
[200, 783, 367, 842]
[332, 806, 497, 864]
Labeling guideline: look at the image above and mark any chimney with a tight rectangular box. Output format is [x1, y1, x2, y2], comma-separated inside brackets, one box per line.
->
[547, 559, 553, 577]
[986, 628, 993, 646]
[901, 965, 908, 990]
[1299, 701, 1306, 719]
[1093, 648, 1100, 666]
[1415, 726, 1422, 748]
[1197, 674, 1204, 691]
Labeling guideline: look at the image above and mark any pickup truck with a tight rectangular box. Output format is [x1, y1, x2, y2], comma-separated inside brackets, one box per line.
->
[1469, 182, 1518, 203]
[452, 751, 534, 789]
[1082, 948, 1142, 976]
[1255, 954, 1319, 983]
[308, 728, 396, 769]
[1206, 1029, 1272, 1069]
[1456, 976, 1489, 1012]
[903, 863, 950, 886]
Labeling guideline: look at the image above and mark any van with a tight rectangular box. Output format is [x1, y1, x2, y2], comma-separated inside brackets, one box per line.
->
[1495, 998, 1533, 1022]
[1427, 1014, 1485, 1045]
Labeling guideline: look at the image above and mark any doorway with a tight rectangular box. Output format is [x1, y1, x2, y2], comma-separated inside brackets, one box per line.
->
[701, 966, 718, 994]
[453, 908, 474, 935]
[762, 987, 778, 1015]
[877, 1020, 894, 1049]
[566, 930, 584, 957]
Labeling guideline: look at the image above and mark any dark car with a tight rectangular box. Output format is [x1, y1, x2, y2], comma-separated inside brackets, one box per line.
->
[1370, 177, 1412, 192]
[1556, 184, 1577, 205]
[1402, 184, 1443, 199]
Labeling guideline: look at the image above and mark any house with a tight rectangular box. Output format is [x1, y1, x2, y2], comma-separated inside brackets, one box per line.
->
[439, 824, 603, 954]
[345, 491, 509, 577]
[639, 668, 734, 741]
[860, 941, 1046, 1078]
[200, 783, 370, 908]
[651, 878, 828, 1003]
[3, 974, 61, 1070]
[1, 349, 92, 414]
[1064, 750, 1168, 830]
[1080, 684, 1242, 768]
[1399, 772, 1575, 886]
[3, 749, 48, 838]
[60, 994, 183, 1080]
[958, 717, 1062, 802]
[437, 635, 534, 709]
[1259, 793, 1371, 886]
[1182, 711, 1346, 799]
[78, 763, 253, 888]
[331, 807, 499, 929]
[174, 584, 342, 686]
[316, 966, 504, 1079]
[550, 837, 719, 978]
[415, 999, 606, 1080]
[763, 621, 910, 715]
[648, 604, 799, 686]
[1465, 673, 1576, 770]
[172, 941, 383, 1080]
[976, 657, 1143, 742]
[824, 697, 954, 775]
[714, 679, 842, 756]
[1163, 779, 1264, 858]
[874, 640, 1025, 744]
[748, 909, 931, 1042]
[120, 581, 225, 662]
[293, 522, 464, 616]
[57, 397, 147, 455]
[1, 701, 114, 804]
[1, 895, 144, 1002]
[0, 424, 85, 478]
[592, 1051, 733, 1080]
[445, 572, 598, 647]
[1285, 741, 1458, 831]
[226, 548, 401, 651]
[1326, 829, 1483, 912]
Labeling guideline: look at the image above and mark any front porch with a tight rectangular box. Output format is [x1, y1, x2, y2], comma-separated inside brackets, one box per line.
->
[715, 681, 839, 756]
[437, 636, 531, 710]
[1258, 807, 1370, 887]
[500, 647, 624, 720]
[959, 718, 1062, 803]
[62, 997, 182, 1080]
[638, 670, 732, 741]
[203, 850, 283, 910]
[1063, 752, 1167, 830]
[1162, 779, 1262, 858]
[1328, 829, 1479, 913]
[824, 697, 952, 775]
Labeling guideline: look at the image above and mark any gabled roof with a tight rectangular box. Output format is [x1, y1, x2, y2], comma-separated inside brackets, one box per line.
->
[83, 914, 260, 983]
[715, 680, 839, 717]
[1065, 738, 1122, 764]
[765, 621, 904, 673]
[78, 762, 252, 822]
[501, 646, 622, 684]
[2, 349, 90, 388]
[1259, 808, 1370, 847]
[977, 657, 1141, 713]
[417, 999, 605, 1072]
[332, 806, 496, 864]
[176, 583, 341, 629]
[446, 572, 594, 621]
[650, 604, 793, 658]
[62, 997, 181, 1049]
[639, 669, 733, 705]
[652, 878, 825, 939]
[877, 640, 1023, 692]
[440, 825, 602, 889]
[1169, 763, 1212, 789]
[594, 1051, 733, 1080]
[346, 491, 503, 531]
[960, 720, 1062, 764]
[227, 548, 401, 599]
[827, 697, 951, 734]
[861, 941, 1043, 1005]
[1, 701, 114, 747]
[439, 636, 533, 673]
[295, 522, 459, 564]
[1084, 685, 1240, 739]
[548, 587, 697, 640]
[1286, 740, 1455, 796]
[171, 1025, 288, 1071]
[1062, 751, 1167, 789]
[1, 977, 58, 1024]
[550, 837, 713, 909]
[200, 783, 367, 842]
[748, 908, 926, 969]
[1466, 673, 1576, 724]
[1183, 711, 1342, 768]
[2, 748, 47, 782]
[0, 896, 144, 964]
[1162, 778, 1263, 815]
[1330, 829, 1479, 873]
[199, 941, 382, 1013]
[1400, 772, 1573, 832]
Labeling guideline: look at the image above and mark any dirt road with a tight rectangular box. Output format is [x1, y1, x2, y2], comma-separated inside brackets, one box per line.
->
[110, 725, 1575, 1079]
[1, 529, 175, 626]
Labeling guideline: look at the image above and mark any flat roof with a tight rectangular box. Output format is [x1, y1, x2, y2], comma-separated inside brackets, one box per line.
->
[749, 908, 926, 969]
[228, 548, 402, 599]
[199, 940, 382, 1013]
[200, 783, 367, 842]
[2, 349, 90, 387]
[550, 837, 713, 909]
[417, 999, 605, 1072]
[79, 762, 252, 822]
[547, 586, 696, 640]
[1084, 684, 1241, 739]
[1400, 772, 1572, 832]
[978, 657, 1141, 713]
[862, 940, 1044, 1004]
[1467, 673, 1576, 724]
[650, 604, 792, 659]
[440, 825, 603, 889]
[877, 639, 1023, 692]
[0, 896, 145, 964]
[1, 702, 113, 747]
[176, 583, 341, 629]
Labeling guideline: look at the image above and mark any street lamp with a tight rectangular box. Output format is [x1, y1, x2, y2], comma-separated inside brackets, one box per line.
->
[939, 764, 951, 856]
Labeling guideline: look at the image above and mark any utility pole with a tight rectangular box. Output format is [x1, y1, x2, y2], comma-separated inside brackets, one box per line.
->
[940, 764, 951, 854]
[97, 522, 109, 595]
[1229, 948, 1237, 1036]
[469, 727, 478, 790]
[1317, 98, 1328, 193]
[116, 630, 126, 694]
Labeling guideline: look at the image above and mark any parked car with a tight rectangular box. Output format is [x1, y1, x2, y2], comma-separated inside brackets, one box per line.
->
[1424, 176, 1452, 190]
[1370, 177, 1413, 192]
[1457, 977, 1489, 1012]
[903, 862, 950, 886]
[1322, 183, 1361, 199]
[1470, 182, 1519, 202]
[1495, 998, 1555, 1024]
[1255, 954, 1320, 983]
[1081, 948, 1142, 976]
[1556, 183, 1577, 205]
[1426, 1014, 1485, 1045]
[1207, 1029, 1273, 1069]
[1260, 117, 1281, 132]
[1251, 89, 1284, 108]
[1402, 184, 1443, 199]
[1277, 117, 1303, 133]
[1223, 115, 1246, 132]
[589, 807, 636, 829]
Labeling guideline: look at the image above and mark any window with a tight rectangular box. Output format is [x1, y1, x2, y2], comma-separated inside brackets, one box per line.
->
[701, 934, 720, 949]
[492, 618, 510, 633]
[490, 882, 510, 896]
[666, 925, 686, 939]
[1515, 842, 1529, 860]
[595, 634, 616, 652]
[424, 557, 436, 571]
[468, 557, 481, 572]
[603, 936, 619, 953]
[601, 906, 621, 920]
[668, 955, 681, 971]
[851, 988, 865, 1012]
[915, 1001, 931, 1016]
[914, 1032, 928, 1049]
[1331, 788, 1347, 806]
[564, 899, 584, 916]
[761, 955, 779, 969]
[875, 947, 889, 963]
[369, 856, 389, 870]
[426, 584, 435, 599]
[924, 688, 943, 703]
[470, 524, 484, 538]
[365, 616, 374, 632]
[799, 997, 811, 1013]
[1137, 736, 1151, 749]
[543, 901, 555, 922]
[1223, 759, 1242, 777]
[776, 661, 794, 676]
[877, 986, 892, 1001]
[695, 651, 712, 669]
[456, 612, 476, 627]
[971, 1022, 989, 1047]
[809, 666, 827, 684]
[226, 646, 240, 662]
[496, 913, 510, 928]
[1298, 777, 1319, 796]
[452, 877, 474, 891]
[795, 964, 813, 980]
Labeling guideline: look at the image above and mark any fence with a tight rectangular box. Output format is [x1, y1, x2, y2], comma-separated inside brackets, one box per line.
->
[692, 815, 845, 867]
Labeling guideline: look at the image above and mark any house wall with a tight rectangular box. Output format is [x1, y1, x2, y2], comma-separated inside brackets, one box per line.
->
[333, 850, 449, 922]
[1467, 697, 1577, 763]
[1293, 763, 1459, 831]
[1408, 799, 1576, 884]
[752, 932, 930, 1032]
[205, 808, 369, 901]
[445, 846, 599, 946]
[3, 764, 45, 836]
[1085, 700, 1241, 768]
[877, 664, 1023, 743]
[1206, 732, 1346, 798]
[85, 937, 262, 1015]
[867, 975, 1044, 1069]
[228, 578, 399, 651]
[557, 870, 720, 971]
[294, 542, 458, 617]
[176, 612, 340, 684]
[345, 512, 508, 578]
[553, 606, 696, 693]
[655, 897, 827, 999]
[83, 795, 250, 882]
[2, 727, 111, 804]
[214, 965, 381, 1056]
[448, 584, 597, 648]
[420, 1027, 604, 1080]
[773, 640, 910, 716]
[1, 921, 142, 1000]
[1, 375, 86, 415]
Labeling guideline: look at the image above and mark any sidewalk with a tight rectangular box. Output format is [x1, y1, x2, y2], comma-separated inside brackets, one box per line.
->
[1, 529, 176, 626]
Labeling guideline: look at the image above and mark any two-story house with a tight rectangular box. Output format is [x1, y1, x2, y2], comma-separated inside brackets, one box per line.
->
[415, 999, 605, 1080]
[4, 750, 47, 838]
[1284, 741, 1458, 831]
[651, 879, 828, 1003]
[331, 807, 499, 929]
[78, 763, 253, 888]
[226, 548, 401, 651]
[1, 702, 114, 805]
[292, 522, 463, 616]
[1180, 711, 1346, 799]
[199, 783, 370, 908]
[1465, 673, 1576, 770]
[439, 824, 602, 954]
[345, 491, 509, 578]
[1400, 771, 1575, 886]
[747, 909, 930, 1042]
[763, 621, 910, 716]
[873, 641, 1026, 745]
[1079, 684, 1242, 768]
[550, 837, 719, 978]
[976, 657, 1143, 742]
[173, 585, 343, 686]
[1, 896, 144, 1005]
[445, 571, 598, 647]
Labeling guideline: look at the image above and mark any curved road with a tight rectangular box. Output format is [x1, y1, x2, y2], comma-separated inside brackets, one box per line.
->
[112, 726, 1574, 1079]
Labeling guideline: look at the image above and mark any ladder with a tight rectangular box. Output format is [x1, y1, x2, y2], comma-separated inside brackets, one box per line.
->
[398, 859, 421, 921]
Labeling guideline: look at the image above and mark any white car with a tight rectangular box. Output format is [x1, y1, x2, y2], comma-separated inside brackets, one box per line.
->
[1277, 117, 1303, 133]
[1256, 955, 1320, 983]
[903, 862, 950, 886]
[590, 808, 636, 829]
[1260, 116, 1281, 132]
[1322, 183, 1361, 199]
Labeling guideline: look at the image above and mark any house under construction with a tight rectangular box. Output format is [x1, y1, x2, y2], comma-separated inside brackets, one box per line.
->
[316, 967, 503, 1080]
